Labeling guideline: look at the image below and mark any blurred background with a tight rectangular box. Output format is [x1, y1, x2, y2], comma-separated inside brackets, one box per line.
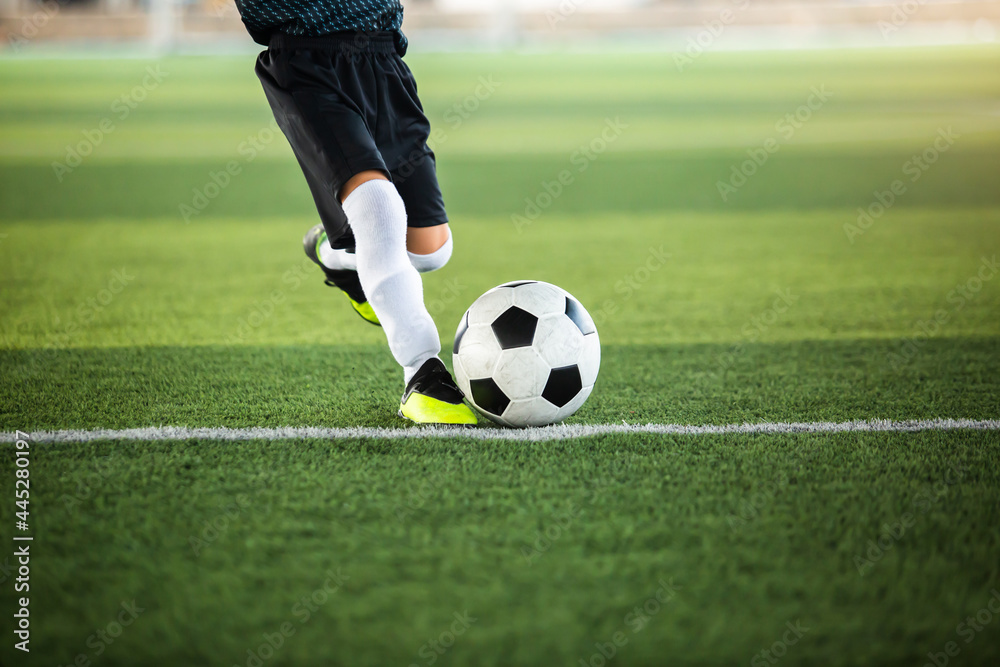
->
[1, 0, 998, 349]
[2, 0, 999, 54]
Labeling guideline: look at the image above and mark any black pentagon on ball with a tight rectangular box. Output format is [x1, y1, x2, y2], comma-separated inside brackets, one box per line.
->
[565, 296, 597, 336]
[470, 377, 510, 416]
[453, 310, 470, 354]
[500, 280, 536, 288]
[491, 306, 538, 350]
[542, 365, 583, 408]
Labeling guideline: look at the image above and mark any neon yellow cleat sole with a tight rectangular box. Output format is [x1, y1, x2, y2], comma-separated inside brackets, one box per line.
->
[399, 393, 478, 426]
[398, 358, 478, 426]
[346, 295, 380, 326]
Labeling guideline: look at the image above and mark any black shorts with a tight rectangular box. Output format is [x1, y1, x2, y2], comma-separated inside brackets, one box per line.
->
[255, 32, 447, 244]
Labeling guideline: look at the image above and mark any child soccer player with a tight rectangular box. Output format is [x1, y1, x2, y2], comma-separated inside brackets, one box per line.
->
[234, 0, 477, 425]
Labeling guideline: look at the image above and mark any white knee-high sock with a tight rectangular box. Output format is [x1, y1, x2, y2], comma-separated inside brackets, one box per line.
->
[342, 180, 440, 384]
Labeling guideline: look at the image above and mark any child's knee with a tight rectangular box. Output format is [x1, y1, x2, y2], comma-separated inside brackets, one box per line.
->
[408, 228, 453, 273]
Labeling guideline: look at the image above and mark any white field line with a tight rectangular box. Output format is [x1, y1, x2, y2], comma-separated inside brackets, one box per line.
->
[2, 418, 998, 444]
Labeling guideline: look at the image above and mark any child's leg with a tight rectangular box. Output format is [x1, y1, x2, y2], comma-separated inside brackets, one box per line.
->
[340, 170, 441, 384]
[322, 166, 454, 276]
[255, 33, 476, 425]
[318, 223, 453, 274]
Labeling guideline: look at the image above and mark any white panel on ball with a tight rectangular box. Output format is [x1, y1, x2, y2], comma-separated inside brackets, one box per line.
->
[503, 397, 560, 428]
[455, 323, 502, 378]
[577, 332, 601, 387]
[511, 281, 566, 318]
[533, 314, 584, 368]
[466, 288, 514, 326]
[493, 347, 550, 401]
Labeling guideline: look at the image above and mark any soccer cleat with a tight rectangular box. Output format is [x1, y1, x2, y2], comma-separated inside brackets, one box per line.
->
[302, 224, 380, 326]
[399, 358, 478, 426]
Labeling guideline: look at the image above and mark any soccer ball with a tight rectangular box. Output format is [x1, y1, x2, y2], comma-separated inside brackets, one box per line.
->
[452, 280, 600, 427]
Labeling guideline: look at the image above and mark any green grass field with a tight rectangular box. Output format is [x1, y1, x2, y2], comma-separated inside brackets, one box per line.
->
[1, 45, 1000, 666]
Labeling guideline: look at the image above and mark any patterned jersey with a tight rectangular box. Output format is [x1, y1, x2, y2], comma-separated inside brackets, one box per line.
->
[234, 0, 406, 53]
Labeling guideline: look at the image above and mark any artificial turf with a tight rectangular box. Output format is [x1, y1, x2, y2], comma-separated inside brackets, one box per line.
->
[1, 45, 999, 665]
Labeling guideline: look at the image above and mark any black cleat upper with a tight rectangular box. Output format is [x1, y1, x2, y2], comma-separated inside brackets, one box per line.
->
[321, 268, 367, 305]
[402, 358, 466, 405]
